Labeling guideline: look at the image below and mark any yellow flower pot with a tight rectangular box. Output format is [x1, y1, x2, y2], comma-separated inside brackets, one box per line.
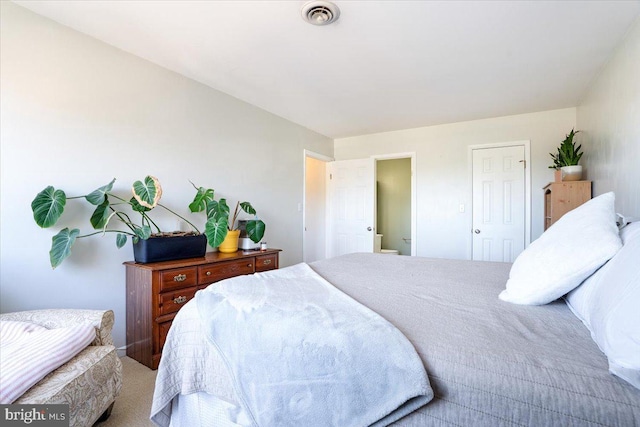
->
[218, 229, 240, 253]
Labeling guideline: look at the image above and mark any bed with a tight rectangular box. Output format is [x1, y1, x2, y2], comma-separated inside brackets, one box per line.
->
[151, 195, 640, 426]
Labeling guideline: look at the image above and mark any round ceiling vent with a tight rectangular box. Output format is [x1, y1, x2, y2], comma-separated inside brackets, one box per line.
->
[301, 1, 340, 26]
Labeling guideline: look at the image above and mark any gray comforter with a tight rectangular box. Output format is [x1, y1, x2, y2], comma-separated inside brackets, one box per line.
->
[312, 254, 640, 426]
[152, 253, 640, 426]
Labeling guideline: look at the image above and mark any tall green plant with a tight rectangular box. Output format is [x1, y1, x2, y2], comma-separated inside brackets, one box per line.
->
[31, 176, 199, 268]
[549, 129, 583, 169]
[189, 183, 266, 248]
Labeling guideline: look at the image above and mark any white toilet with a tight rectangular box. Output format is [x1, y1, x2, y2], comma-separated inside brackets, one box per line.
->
[374, 234, 399, 255]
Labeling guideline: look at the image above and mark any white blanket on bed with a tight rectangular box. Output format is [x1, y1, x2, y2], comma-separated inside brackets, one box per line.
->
[158, 263, 432, 427]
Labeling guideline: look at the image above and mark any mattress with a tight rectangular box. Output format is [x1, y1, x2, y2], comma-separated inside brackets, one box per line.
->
[152, 253, 640, 426]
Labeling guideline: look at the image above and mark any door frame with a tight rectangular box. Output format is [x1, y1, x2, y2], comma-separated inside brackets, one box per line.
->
[467, 141, 531, 260]
[372, 152, 417, 256]
[303, 149, 334, 262]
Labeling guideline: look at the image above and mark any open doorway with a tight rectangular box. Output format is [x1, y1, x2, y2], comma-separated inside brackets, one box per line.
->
[322, 152, 416, 259]
[376, 158, 411, 255]
[303, 150, 333, 263]
[374, 153, 416, 256]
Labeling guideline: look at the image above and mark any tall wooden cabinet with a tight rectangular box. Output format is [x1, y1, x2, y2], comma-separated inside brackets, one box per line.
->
[125, 249, 280, 369]
[543, 181, 591, 230]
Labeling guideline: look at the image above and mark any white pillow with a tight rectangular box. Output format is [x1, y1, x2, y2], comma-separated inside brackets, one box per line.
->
[565, 221, 640, 327]
[566, 221, 640, 389]
[499, 192, 621, 305]
[0, 321, 96, 403]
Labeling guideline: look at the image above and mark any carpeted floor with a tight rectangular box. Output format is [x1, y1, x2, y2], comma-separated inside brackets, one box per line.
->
[96, 356, 157, 427]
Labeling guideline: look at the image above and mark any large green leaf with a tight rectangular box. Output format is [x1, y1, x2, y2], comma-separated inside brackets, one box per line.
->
[245, 219, 266, 243]
[32, 186, 67, 228]
[50, 228, 79, 269]
[205, 216, 229, 248]
[206, 198, 230, 221]
[239, 202, 256, 216]
[189, 187, 215, 213]
[129, 197, 151, 213]
[85, 178, 115, 205]
[205, 200, 219, 219]
[132, 176, 162, 209]
[116, 233, 127, 249]
[90, 199, 111, 229]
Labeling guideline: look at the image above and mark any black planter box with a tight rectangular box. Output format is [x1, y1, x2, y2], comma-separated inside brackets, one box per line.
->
[132, 234, 207, 263]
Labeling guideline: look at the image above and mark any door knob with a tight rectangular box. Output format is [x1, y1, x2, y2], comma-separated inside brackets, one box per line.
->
[367, 227, 372, 231]
[474, 229, 481, 234]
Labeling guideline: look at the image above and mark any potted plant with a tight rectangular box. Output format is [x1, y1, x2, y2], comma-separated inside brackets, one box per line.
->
[549, 129, 584, 181]
[31, 176, 205, 268]
[189, 183, 266, 253]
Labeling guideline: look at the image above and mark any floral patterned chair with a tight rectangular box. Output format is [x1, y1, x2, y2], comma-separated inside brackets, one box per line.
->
[0, 309, 122, 427]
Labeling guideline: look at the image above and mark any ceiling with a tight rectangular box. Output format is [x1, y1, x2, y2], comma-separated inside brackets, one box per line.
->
[14, 1, 640, 139]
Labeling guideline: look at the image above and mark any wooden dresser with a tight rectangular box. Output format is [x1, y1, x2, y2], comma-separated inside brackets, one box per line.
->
[125, 248, 281, 369]
[543, 181, 591, 230]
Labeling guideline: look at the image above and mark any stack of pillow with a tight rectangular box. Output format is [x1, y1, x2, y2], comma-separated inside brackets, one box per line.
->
[565, 219, 640, 389]
[499, 192, 639, 390]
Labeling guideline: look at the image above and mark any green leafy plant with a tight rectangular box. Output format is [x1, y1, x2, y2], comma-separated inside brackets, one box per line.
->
[189, 183, 266, 249]
[549, 129, 583, 169]
[31, 176, 199, 268]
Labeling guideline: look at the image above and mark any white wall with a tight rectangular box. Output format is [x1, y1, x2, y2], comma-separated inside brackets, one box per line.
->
[0, 2, 332, 350]
[577, 17, 640, 216]
[334, 108, 576, 259]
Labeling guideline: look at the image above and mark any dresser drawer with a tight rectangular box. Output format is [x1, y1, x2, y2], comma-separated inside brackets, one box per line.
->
[158, 286, 198, 316]
[255, 253, 278, 272]
[198, 259, 255, 285]
[159, 267, 197, 292]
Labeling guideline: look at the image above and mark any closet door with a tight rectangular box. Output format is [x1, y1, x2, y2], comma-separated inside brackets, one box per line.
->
[472, 145, 526, 262]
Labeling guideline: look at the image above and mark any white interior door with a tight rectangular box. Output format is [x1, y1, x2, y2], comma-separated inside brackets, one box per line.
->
[326, 159, 375, 258]
[472, 145, 525, 262]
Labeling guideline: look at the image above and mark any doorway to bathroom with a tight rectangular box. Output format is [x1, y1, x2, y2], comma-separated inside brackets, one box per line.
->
[374, 153, 416, 256]
[323, 153, 416, 258]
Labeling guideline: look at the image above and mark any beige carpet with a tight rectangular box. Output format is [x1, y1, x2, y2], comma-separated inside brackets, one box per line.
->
[97, 356, 157, 427]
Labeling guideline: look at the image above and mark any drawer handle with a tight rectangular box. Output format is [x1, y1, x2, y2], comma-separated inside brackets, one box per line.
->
[262, 259, 272, 265]
[247, 263, 252, 268]
[206, 271, 211, 276]
[173, 274, 187, 282]
[173, 296, 187, 304]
